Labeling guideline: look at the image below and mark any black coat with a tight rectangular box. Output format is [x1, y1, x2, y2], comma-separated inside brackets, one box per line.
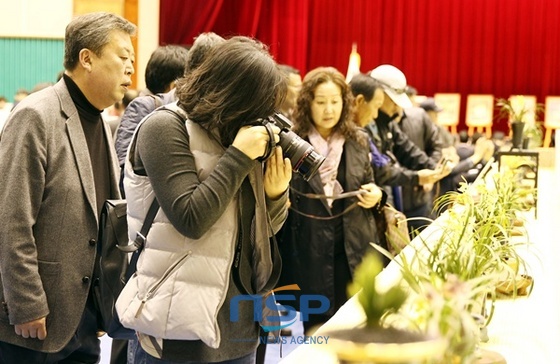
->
[370, 110, 438, 186]
[277, 137, 383, 315]
[398, 107, 443, 211]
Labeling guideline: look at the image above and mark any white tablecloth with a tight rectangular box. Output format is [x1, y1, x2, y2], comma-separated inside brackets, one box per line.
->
[281, 168, 560, 363]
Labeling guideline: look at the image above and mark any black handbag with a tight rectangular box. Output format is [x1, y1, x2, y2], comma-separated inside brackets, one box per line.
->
[94, 198, 159, 339]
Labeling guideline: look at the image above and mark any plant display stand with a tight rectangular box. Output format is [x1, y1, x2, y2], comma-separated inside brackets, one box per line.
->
[496, 150, 538, 217]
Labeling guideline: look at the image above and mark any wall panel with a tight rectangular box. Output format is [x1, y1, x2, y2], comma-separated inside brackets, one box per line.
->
[0, 38, 64, 102]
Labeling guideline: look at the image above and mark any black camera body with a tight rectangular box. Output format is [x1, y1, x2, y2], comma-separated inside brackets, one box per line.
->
[257, 113, 325, 181]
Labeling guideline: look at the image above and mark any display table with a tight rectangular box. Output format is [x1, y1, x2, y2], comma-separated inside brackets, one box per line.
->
[281, 168, 560, 363]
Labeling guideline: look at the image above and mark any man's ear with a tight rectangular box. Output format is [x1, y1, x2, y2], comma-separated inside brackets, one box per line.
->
[79, 49, 93, 72]
[354, 94, 365, 106]
[165, 81, 176, 93]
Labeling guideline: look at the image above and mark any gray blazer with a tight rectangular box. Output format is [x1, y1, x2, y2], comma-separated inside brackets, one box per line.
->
[0, 79, 121, 352]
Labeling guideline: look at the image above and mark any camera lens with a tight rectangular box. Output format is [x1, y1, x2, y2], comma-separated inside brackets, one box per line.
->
[294, 149, 325, 182]
[279, 130, 325, 181]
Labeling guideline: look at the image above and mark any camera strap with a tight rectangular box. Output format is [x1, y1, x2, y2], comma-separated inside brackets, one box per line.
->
[260, 122, 277, 160]
[288, 202, 359, 220]
[287, 187, 363, 220]
[289, 188, 366, 200]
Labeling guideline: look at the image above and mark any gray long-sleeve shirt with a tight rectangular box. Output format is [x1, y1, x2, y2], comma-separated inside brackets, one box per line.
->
[131, 110, 288, 361]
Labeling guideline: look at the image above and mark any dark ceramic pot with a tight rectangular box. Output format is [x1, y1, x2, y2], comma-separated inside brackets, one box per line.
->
[510, 121, 525, 149]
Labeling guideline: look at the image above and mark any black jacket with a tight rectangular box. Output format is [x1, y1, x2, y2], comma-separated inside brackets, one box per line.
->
[277, 137, 384, 315]
[398, 107, 443, 211]
[366, 110, 437, 187]
[398, 107, 442, 163]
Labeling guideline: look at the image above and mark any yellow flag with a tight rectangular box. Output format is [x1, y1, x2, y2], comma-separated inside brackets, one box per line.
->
[345, 43, 361, 83]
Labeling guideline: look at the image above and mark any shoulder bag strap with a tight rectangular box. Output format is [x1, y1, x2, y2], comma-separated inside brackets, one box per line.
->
[122, 198, 160, 280]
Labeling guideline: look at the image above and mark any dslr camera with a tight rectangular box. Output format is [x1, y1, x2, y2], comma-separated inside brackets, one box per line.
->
[255, 112, 325, 181]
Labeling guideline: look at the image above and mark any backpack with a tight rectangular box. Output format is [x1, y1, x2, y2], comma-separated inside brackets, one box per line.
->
[93, 198, 159, 339]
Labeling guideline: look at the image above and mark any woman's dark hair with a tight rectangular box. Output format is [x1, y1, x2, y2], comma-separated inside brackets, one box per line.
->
[175, 36, 286, 146]
[348, 73, 383, 102]
[293, 67, 366, 147]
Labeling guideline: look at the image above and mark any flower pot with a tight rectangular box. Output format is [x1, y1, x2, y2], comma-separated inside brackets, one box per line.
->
[510, 121, 525, 149]
[522, 137, 530, 149]
[324, 326, 447, 363]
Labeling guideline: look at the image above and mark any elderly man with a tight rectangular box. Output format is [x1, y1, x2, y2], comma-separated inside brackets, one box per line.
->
[0, 12, 135, 363]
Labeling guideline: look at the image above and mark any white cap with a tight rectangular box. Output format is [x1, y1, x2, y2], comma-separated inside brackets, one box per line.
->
[370, 64, 413, 108]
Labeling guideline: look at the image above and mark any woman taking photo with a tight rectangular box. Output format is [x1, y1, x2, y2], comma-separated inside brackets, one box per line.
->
[117, 36, 292, 364]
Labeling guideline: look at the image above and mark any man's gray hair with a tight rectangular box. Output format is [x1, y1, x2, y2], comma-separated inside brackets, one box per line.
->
[63, 12, 136, 70]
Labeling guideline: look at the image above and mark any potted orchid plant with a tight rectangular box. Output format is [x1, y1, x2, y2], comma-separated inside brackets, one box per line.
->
[371, 165, 535, 362]
[496, 96, 544, 149]
[325, 252, 448, 363]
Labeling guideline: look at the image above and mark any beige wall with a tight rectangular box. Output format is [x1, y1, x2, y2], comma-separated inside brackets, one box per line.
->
[0, 0, 72, 38]
[0, 0, 159, 90]
[136, 0, 160, 91]
[74, 0, 124, 16]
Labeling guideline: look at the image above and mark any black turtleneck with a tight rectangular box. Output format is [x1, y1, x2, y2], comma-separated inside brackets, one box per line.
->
[63, 74, 112, 216]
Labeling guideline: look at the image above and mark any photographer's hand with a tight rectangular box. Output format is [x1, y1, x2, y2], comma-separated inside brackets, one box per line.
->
[232, 125, 280, 160]
[264, 147, 292, 199]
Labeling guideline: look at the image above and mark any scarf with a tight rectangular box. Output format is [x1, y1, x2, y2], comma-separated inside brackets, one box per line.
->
[308, 125, 346, 207]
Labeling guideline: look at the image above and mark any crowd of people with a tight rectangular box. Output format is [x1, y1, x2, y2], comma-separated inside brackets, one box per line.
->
[0, 11, 501, 364]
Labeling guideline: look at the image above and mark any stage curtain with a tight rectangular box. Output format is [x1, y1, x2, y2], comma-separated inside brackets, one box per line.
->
[159, 0, 560, 133]
[159, 0, 224, 45]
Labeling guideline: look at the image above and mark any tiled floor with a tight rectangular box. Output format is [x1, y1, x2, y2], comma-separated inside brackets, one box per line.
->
[100, 336, 112, 364]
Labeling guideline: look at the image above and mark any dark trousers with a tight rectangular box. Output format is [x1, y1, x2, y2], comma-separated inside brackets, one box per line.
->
[131, 337, 256, 364]
[303, 252, 351, 335]
[0, 293, 101, 364]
